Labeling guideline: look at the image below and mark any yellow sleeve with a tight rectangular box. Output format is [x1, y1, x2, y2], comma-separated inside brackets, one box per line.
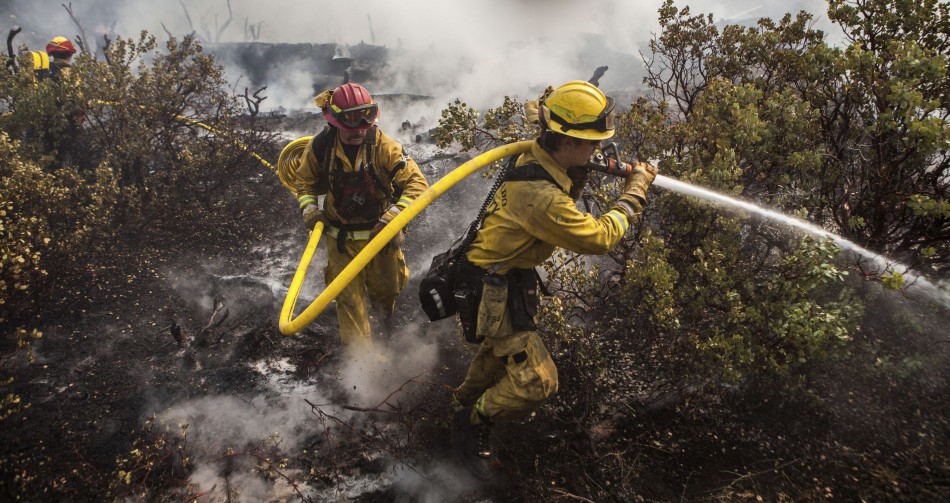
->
[293, 137, 329, 212]
[526, 185, 629, 255]
[376, 134, 429, 222]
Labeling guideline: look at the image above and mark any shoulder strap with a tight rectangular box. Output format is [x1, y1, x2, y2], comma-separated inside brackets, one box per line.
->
[31, 51, 50, 71]
[454, 155, 517, 269]
[312, 126, 335, 165]
[363, 125, 377, 147]
[308, 126, 336, 190]
[361, 126, 397, 201]
[504, 161, 567, 193]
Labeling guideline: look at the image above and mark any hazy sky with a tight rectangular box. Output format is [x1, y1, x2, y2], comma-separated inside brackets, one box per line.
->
[8, 1, 834, 49]
[5, 1, 839, 122]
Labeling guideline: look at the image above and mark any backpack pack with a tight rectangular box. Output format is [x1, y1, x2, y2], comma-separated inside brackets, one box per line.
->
[30, 51, 67, 81]
[418, 155, 563, 342]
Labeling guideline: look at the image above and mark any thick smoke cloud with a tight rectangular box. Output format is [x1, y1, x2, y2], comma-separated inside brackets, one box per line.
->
[5, 0, 838, 115]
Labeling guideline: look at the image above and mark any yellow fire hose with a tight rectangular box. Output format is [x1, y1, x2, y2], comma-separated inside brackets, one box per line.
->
[89, 100, 277, 171]
[172, 112, 275, 171]
[278, 140, 534, 335]
[276, 135, 312, 192]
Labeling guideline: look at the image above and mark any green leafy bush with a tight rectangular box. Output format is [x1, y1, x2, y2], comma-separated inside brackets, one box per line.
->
[0, 32, 276, 420]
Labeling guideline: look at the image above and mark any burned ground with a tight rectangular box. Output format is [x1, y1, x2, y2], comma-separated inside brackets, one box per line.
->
[1, 146, 948, 502]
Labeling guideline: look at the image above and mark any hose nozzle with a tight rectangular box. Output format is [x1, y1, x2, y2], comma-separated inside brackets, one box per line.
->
[586, 142, 633, 177]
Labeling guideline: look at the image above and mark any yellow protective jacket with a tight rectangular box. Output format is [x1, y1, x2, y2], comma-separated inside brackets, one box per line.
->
[294, 127, 428, 225]
[466, 141, 640, 274]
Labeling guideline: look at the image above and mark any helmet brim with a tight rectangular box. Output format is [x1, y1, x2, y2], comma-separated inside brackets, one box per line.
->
[549, 124, 615, 141]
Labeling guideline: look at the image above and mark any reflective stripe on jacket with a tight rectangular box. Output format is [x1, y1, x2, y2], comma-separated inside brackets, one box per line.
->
[293, 128, 428, 225]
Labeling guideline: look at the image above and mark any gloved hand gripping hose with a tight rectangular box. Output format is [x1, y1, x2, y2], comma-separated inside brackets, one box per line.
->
[278, 140, 535, 335]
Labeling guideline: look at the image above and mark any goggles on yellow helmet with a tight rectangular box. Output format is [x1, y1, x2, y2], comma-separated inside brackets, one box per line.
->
[546, 97, 615, 133]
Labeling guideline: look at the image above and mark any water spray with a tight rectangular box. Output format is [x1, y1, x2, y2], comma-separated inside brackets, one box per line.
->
[279, 140, 949, 334]
[587, 142, 948, 309]
[651, 175, 950, 311]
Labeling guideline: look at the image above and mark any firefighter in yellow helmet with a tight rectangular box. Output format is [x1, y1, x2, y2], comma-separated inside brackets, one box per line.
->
[451, 80, 658, 477]
[294, 83, 429, 351]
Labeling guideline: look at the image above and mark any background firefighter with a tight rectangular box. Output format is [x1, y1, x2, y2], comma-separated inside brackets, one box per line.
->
[293, 82, 429, 350]
[36, 35, 76, 81]
[451, 80, 658, 478]
[24, 35, 86, 169]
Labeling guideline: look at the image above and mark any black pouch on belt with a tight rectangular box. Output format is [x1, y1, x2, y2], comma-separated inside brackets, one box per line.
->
[507, 267, 539, 331]
[418, 247, 459, 321]
[455, 259, 487, 343]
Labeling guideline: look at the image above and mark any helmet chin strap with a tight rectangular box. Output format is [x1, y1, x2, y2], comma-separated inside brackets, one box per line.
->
[537, 103, 552, 143]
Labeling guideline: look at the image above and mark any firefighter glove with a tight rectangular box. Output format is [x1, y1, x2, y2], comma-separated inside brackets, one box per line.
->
[302, 204, 325, 230]
[371, 218, 405, 252]
[622, 161, 658, 202]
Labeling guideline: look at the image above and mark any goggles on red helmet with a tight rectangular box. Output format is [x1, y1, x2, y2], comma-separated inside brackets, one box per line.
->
[547, 97, 616, 133]
[329, 102, 379, 130]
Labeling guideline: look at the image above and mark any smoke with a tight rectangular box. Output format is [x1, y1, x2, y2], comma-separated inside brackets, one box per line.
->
[158, 392, 319, 501]
[6, 0, 839, 117]
[154, 250, 452, 499]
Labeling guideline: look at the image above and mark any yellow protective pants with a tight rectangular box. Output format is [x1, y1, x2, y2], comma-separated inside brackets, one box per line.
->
[324, 237, 409, 348]
[456, 277, 559, 424]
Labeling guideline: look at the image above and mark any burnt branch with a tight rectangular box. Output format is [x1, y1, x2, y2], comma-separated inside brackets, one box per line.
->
[367, 14, 375, 45]
[303, 375, 439, 481]
[101, 34, 112, 64]
[178, 0, 204, 42]
[588, 65, 608, 86]
[6, 27, 21, 73]
[73, 35, 86, 55]
[160, 22, 174, 41]
[244, 18, 263, 41]
[62, 2, 91, 55]
[215, 0, 234, 42]
[242, 86, 267, 117]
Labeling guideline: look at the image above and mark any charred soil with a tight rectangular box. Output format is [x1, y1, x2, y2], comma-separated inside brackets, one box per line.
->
[1, 169, 948, 502]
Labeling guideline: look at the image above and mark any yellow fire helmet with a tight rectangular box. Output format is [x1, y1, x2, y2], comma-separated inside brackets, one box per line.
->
[539, 80, 615, 141]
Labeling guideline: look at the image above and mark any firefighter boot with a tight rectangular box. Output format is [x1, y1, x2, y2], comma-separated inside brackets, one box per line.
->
[452, 408, 493, 480]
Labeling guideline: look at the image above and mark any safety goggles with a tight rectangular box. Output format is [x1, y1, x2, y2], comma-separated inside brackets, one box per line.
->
[547, 97, 616, 133]
[330, 103, 379, 129]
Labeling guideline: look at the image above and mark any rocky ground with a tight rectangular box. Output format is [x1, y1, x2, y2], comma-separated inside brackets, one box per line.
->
[1, 141, 948, 502]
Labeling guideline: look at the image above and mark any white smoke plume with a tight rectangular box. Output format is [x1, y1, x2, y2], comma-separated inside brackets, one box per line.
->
[4, 0, 838, 116]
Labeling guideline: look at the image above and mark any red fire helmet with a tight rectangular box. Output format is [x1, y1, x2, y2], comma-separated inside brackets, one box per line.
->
[46, 36, 77, 57]
[323, 83, 380, 131]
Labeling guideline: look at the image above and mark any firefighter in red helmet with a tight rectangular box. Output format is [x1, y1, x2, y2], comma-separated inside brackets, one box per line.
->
[39, 36, 77, 80]
[25, 36, 83, 167]
[294, 83, 429, 351]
